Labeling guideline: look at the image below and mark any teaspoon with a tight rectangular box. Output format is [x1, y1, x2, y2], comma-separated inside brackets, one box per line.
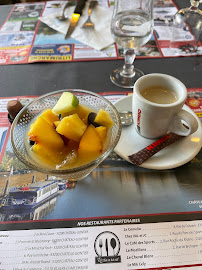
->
[56, 1, 74, 21]
[119, 111, 133, 126]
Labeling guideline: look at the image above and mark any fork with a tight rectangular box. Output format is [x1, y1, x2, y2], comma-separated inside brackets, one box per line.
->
[81, 0, 97, 29]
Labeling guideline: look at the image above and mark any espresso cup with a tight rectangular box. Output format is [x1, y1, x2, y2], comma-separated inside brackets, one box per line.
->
[133, 73, 198, 139]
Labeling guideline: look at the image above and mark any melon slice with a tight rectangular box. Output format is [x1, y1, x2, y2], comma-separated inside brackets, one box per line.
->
[56, 114, 87, 142]
[52, 92, 79, 115]
[94, 109, 114, 128]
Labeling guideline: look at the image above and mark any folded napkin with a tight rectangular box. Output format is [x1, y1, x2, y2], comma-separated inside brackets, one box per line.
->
[39, 3, 114, 51]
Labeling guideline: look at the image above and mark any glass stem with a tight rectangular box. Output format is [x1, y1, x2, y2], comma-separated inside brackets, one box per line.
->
[121, 49, 136, 77]
[190, 0, 200, 10]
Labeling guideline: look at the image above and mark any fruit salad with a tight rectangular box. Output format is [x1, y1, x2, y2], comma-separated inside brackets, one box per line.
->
[27, 92, 114, 170]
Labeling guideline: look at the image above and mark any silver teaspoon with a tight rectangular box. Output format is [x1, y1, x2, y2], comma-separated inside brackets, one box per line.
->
[119, 111, 133, 126]
[56, 1, 74, 21]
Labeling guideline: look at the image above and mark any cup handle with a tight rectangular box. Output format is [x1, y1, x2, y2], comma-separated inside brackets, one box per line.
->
[169, 109, 198, 136]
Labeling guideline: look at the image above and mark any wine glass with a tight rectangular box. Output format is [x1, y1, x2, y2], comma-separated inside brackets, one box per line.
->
[110, 0, 154, 88]
[170, 0, 202, 54]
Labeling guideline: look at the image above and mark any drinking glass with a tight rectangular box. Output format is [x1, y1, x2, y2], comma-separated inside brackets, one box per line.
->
[170, 0, 202, 53]
[110, 0, 154, 88]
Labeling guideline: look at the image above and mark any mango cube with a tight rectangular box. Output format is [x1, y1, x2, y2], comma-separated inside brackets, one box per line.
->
[76, 104, 92, 124]
[28, 117, 64, 150]
[56, 114, 87, 142]
[78, 125, 102, 162]
[32, 143, 67, 165]
[95, 126, 107, 143]
[53, 120, 60, 129]
[40, 108, 59, 125]
[62, 104, 92, 125]
[94, 109, 114, 128]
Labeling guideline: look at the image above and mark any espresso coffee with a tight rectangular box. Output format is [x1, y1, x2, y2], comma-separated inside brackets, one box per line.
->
[140, 86, 178, 104]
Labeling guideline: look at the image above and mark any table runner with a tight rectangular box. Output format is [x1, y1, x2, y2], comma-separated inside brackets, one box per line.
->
[0, 0, 201, 65]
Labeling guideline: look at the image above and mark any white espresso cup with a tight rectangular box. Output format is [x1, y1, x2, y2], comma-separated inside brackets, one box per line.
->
[133, 73, 198, 139]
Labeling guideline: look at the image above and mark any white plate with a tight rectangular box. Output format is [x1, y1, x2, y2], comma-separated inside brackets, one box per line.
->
[114, 95, 202, 170]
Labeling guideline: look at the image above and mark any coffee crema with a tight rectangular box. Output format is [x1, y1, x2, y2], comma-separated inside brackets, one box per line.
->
[140, 86, 178, 104]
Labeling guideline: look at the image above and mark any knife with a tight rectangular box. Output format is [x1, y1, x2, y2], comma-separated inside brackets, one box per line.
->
[65, 0, 87, 39]
[105, 238, 109, 256]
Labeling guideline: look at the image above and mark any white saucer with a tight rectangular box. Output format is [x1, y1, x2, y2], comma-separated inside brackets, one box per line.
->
[114, 95, 202, 170]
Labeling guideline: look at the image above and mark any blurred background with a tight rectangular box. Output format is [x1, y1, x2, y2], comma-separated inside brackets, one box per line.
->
[0, 0, 48, 4]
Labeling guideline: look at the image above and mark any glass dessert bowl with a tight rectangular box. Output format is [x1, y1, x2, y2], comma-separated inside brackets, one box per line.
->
[11, 89, 121, 181]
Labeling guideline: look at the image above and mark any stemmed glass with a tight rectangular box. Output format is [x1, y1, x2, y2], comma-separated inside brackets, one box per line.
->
[10, 90, 121, 181]
[110, 0, 154, 88]
[170, 0, 202, 53]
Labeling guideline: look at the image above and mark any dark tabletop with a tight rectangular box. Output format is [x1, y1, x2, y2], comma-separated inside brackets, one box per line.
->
[0, 0, 201, 98]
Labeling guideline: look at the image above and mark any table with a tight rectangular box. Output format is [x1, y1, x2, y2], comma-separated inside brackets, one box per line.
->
[0, 1, 202, 270]
[0, 0, 202, 97]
